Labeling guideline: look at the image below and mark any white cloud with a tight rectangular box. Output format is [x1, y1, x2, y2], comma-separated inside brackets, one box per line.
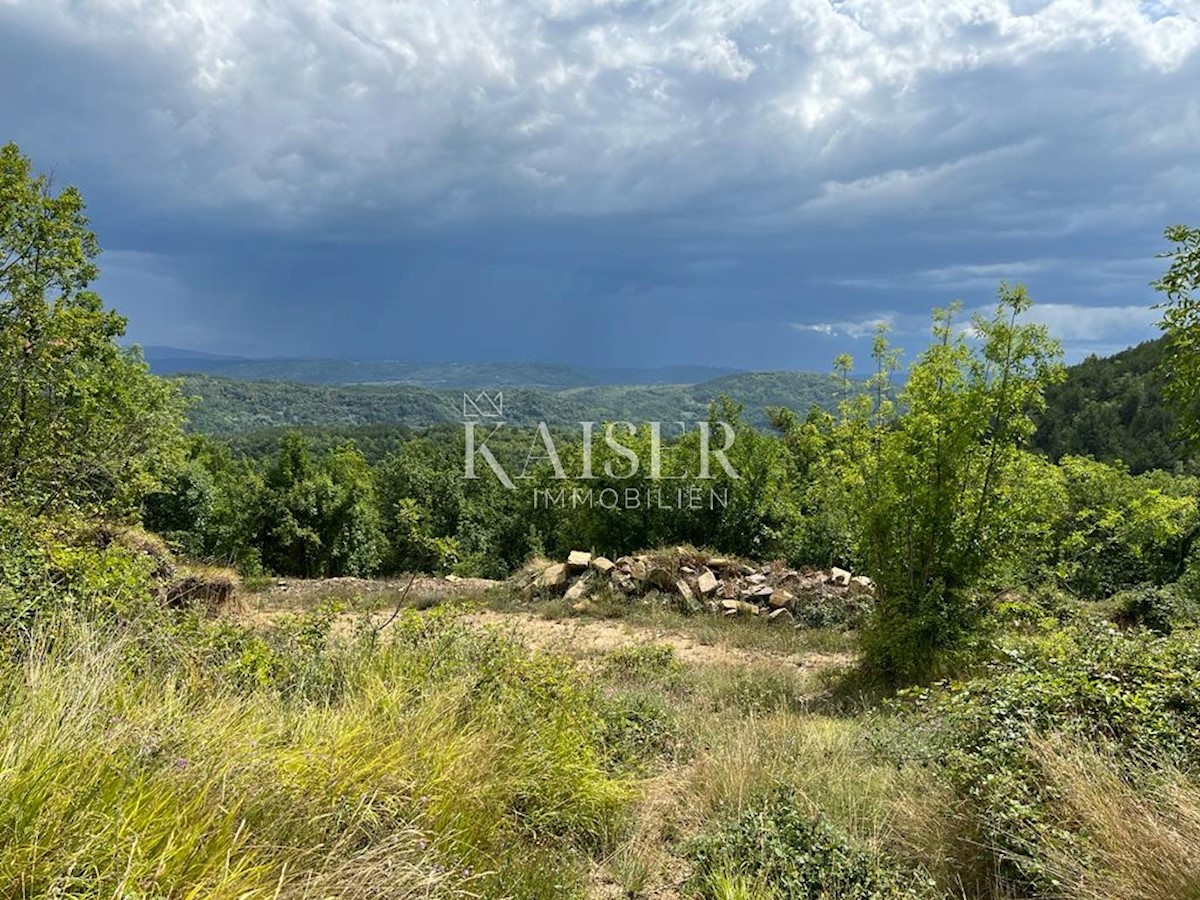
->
[791, 301, 1159, 346]
[1, 0, 1197, 226]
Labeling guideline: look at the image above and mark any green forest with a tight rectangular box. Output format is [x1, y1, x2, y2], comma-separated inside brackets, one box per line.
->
[7, 143, 1200, 899]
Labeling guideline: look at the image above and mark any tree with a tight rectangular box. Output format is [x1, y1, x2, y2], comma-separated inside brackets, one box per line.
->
[1154, 225, 1200, 444]
[255, 433, 383, 577]
[0, 142, 184, 514]
[840, 286, 1064, 683]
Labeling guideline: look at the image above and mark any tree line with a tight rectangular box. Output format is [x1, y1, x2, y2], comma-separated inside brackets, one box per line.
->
[4, 139, 1200, 683]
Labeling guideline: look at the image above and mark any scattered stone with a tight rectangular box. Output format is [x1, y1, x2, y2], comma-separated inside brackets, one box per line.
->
[646, 567, 675, 592]
[536, 563, 569, 592]
[591, 556, 615, 574]
[515, 549, 875, 625]
[829, 567, 852, 586]
[767, 589, 794, 610]
[445, 573, 462, 583]
[767, 608, 795, 624]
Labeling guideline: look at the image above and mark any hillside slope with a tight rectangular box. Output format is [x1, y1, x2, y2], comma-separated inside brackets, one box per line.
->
[178, 371, 845, 434]
[1032, 337, 1193, 473]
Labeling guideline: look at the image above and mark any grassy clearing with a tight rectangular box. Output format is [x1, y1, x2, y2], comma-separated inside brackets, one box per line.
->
[0, 611, 637, 899]
[5, 587, 1200, 900]
[480, 585, 857, 657]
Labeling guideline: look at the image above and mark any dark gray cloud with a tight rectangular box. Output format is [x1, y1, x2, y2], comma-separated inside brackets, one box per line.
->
[1, 0, 1197, 367]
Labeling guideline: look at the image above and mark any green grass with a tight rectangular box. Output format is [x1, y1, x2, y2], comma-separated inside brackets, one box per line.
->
[0, 612, 635, 899]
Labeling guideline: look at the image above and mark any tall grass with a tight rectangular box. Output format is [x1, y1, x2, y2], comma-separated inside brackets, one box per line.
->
[0, 612, 635, 899]
[1032, 738, 1200, 900]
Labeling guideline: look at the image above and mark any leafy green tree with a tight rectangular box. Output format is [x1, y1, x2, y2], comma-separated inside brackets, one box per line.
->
[1050, 456, 1199, 599]
[0, 142, 184, 514]
[840, 286, 1064, 683]
[255, 433, 383, 577]
[1154, 224, 1200, 443]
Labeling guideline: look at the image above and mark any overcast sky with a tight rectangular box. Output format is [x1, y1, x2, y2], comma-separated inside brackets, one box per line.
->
[2, 0, 1198, 369]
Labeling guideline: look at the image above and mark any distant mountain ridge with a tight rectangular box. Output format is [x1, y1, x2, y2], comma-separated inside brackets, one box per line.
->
[178, 371, 846, 435]
[141, 346, 741, 389]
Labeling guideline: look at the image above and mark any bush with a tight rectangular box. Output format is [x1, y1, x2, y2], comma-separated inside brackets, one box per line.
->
[686, 790, 935, 899]
[898, 622, 1200, 892]
[1108, 583, 1200, 634]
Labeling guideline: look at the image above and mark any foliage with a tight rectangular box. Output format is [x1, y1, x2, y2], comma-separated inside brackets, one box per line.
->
[255, 434, 384, 577]
[0, 142, 185, 515]
[837, 287, 1064, 683]
[686, 790, 935, 899]
[1154, 224, 1200, 444]
[0, 507, 162, 643]
[900, 621, 1200, 892]
[178, 371, 847, 435]
[1049, 456, 1198, 600]
[1033, 337, 1190, 474]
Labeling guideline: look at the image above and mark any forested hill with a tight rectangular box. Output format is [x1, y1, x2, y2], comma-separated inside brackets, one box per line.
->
[144, 349, 739, 389]
[178, 370, 848, 435]
[180, 339, 1197, 473]
[1033, 337, 1194, 473]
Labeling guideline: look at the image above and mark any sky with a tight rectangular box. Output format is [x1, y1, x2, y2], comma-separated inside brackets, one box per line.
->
[2, 0, 1199, 371]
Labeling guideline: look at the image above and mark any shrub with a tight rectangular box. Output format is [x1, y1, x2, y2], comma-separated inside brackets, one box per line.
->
[897, 622, 1200, 892]
[686, 790, 936, 899]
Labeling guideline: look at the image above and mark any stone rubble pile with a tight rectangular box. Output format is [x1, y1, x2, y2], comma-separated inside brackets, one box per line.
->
[516, 548, 875, 626]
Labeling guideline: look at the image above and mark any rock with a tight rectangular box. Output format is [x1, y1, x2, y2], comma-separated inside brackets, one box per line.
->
[646, 567, 675, 592]
[613, 573, 637, 595]
[746, 573, 768, 585]
[564, 579, 589, 602]
[675, 579, 694, 602]
[767, 608, 795, 625]
[850, 575, 874, 593]
[696, 568, 719, 596]
[829, 567, 852, 587]
[767, 589, 794, 610]
[628, 559, 648, 581]
[536, 563, 569, 591]
[706, 556, 736, 570]
[720, 599, 760, 616]
[680, 565, 696, 575]
[567, 550, 592, 570]
[445, 573, 462, 583]
[742, 584, 774, 602]
[591, 556, 615, 575]
[719, 580, 740, 599]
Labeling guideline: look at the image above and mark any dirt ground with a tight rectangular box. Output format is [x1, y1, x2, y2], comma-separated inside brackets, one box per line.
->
[242, 575, 853, 673]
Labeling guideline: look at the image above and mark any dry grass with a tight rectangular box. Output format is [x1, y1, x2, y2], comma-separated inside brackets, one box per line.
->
[1032, 738, 1200, 900]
